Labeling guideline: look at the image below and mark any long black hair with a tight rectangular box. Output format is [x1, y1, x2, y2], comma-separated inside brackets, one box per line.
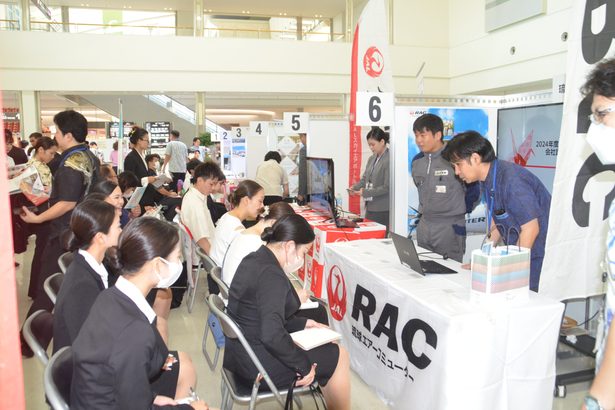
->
[64, 199, 117, 251]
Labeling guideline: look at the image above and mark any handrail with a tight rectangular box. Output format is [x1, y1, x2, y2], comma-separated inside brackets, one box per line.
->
[0, 18, 345, 40]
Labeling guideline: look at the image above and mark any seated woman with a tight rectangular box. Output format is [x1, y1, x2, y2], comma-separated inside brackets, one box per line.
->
[99, 163, 119, 184]
[221, 201, 294, 286]
[224, 214, 350, 410]
[53, 199, 121, 353]
[209, 179, 264, 266]
[89, 180, 129, 226]
[71, 217, 208, 410]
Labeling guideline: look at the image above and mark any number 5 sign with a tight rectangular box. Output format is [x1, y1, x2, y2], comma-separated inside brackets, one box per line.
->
[283, 112, 309, 134]
[356, 92, 394, 126]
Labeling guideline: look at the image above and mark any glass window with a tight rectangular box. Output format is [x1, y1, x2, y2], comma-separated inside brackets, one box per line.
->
[68, 8, 176, 36]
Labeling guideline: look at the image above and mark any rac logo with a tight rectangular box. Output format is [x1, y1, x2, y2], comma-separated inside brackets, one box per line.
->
[363, 46, 384, 78]
[327, 265, 347, 321]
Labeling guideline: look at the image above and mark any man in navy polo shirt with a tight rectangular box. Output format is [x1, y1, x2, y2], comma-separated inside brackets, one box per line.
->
[442, 131, 551, 291]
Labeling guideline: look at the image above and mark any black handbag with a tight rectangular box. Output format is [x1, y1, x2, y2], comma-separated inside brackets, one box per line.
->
[284, 376, 327, 410]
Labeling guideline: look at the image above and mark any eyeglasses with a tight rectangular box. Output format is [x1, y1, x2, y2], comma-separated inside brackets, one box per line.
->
[588, 106, 615, 125]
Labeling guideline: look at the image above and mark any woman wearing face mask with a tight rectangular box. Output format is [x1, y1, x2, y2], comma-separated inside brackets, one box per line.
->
[53, 199, 121, 352]
[209, 179, 265, 266]
[224, 214, 350, 410]
[349, 127, 390, 231]
[117, 171, 143, 219]
[71, 217, 209, 410]
[24, 136, 58, 298]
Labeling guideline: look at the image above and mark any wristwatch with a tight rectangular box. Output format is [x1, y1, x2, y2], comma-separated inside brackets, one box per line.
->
[584, 395, 604, 410]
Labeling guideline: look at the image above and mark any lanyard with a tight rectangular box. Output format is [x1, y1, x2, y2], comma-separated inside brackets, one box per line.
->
[368, 152, 383, 182]
[58, 145, 89, 168]
[484, 160, 497, 236]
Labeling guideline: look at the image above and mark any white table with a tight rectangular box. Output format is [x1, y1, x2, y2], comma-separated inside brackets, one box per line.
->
[323, 239, 564, 410]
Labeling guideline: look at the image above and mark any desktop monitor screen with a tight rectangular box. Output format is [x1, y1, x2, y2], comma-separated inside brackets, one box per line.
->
[307, 157, 335, 218]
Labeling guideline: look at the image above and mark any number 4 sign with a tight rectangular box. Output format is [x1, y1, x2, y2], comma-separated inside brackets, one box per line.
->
[356, 92, 394, 126]
[249, 121, 269, 137]
[283, 112, 309, 134]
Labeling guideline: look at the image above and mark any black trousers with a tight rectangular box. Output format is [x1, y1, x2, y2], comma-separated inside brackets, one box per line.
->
[27, 221, 52, 298]
[25, 232, 65, 318]
[263, 195, 283, 206]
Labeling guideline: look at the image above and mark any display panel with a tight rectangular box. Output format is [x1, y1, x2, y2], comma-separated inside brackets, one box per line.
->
[307, 157, 335, 218]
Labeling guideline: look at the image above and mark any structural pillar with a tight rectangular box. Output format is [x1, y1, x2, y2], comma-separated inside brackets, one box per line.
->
[296, 16, 302, 40]
[20, 91, 40, 140]
[195, 92, 206, 139]
[61, 6, 70, 32]
[193, 0, 204, 37]
[20, 0, 30, 31]
[345, 0, 353, 42]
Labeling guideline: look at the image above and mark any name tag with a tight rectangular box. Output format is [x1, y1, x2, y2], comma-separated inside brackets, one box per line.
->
[435, 185, 446, 193]
[434, 169, 449, 176]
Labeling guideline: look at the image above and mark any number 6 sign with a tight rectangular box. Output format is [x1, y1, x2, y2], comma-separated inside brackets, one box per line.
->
[356, 92, 394, 126]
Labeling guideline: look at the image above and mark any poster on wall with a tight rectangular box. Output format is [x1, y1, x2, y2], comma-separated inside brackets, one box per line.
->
[497, 104, 563, 193]
[393, 106, 498, 235]
[277, 135, 301, 197]
[108, 122, 136, 139]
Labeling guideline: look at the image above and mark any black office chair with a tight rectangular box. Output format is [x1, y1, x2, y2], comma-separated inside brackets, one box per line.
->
[44, 346, 72, 410]
[44, 272, 64, 305]
[208, 294, 325, 410]
[57, 252, 74, 275]
[22, 309, 54, 366]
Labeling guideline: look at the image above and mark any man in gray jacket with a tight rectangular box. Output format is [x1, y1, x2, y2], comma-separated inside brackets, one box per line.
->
[411, 114, 478, 262]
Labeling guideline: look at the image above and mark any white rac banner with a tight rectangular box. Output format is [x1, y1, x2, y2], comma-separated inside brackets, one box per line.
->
[541, 0, 615, 300]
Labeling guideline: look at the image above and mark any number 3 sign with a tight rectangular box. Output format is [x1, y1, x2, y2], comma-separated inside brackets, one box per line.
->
[283, 112, 310, 134]
[356, 92, 394, 126]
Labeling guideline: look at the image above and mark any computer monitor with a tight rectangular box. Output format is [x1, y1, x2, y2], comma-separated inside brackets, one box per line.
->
[306, 157, 335, 218]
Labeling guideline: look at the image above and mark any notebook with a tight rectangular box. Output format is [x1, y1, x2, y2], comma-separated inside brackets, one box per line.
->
[290, 328, 341, 350]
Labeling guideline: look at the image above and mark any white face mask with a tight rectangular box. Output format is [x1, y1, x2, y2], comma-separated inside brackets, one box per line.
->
[123, 191, 133, 199]
[156, 257, 183, 288]
[586, 122, 615, 165]
[283, 244, 304, 274]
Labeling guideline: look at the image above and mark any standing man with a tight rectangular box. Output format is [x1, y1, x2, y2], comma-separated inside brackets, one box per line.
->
[442, 131, 551, 291]
[20, 110, 100, 355]
[191, 137, 207, 160]
[162, 130, 188, 191]
[580, 58, 615, 410]
[411, 114, 478, 262]
[297, 133, 307, 205]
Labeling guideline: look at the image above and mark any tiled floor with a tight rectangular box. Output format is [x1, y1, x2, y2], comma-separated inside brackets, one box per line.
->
[15, 236, 590, 409]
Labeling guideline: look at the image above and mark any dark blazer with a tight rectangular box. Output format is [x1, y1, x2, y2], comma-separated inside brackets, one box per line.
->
[53, 251, 106, 353]
[71, 287, 191, 410]
[123, 149, 148, 180]
[224, 246, 310, 381]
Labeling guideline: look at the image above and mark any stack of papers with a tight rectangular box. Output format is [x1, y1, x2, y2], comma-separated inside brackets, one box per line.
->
[152, 174, 172, 189]
[290, 328, 341, 350]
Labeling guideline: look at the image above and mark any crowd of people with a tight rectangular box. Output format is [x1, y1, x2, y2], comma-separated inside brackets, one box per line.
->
[7, 57, 615, 410]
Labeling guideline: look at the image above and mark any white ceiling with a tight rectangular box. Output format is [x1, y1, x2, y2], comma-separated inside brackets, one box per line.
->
[46, 0, 346, 17]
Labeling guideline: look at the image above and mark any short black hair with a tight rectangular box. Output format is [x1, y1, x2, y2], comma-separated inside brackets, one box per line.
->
[366, 127, 389, 144]
[264, 151, 282, 163]
[171, 130, 180, 138]
[442, 131, 496, 163]
[413, 114, 444, 140]
[118, 171, 139, 192]
[53, 110, 88, 143]
[186, 159, 201, 174]
[192, 137, 200, 143]
[581, 58, 615, 97]
[145, 153, 161, 164]
[90, 180, 119, 197]
[194, 161, 221, 182]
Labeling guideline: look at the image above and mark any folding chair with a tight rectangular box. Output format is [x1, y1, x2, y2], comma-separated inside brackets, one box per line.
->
[57, 251, 74, 274]
[44, 272, 64, 305]
[202, 267, 228, 370]
[210, 266, 229, 299]
[22, 309, 54, 366]
[208, 294, 324, 410]
[44, 346, 72, 410]
[176, 223, 202, 313]
[196, 246, 218, 275]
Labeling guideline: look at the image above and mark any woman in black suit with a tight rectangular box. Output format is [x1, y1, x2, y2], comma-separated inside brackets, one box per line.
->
[71, 217, 208, 410]
[224, 214, 350, 410]
[124, 126, 181, 222]
[53, 199, 121, 353]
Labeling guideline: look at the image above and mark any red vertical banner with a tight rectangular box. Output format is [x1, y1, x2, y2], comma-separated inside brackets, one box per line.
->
[349, 26, 362, 214]
[0, 92, 26, 409]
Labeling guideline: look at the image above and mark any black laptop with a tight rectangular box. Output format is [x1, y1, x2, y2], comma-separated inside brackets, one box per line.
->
[390, 232, 457, 275]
